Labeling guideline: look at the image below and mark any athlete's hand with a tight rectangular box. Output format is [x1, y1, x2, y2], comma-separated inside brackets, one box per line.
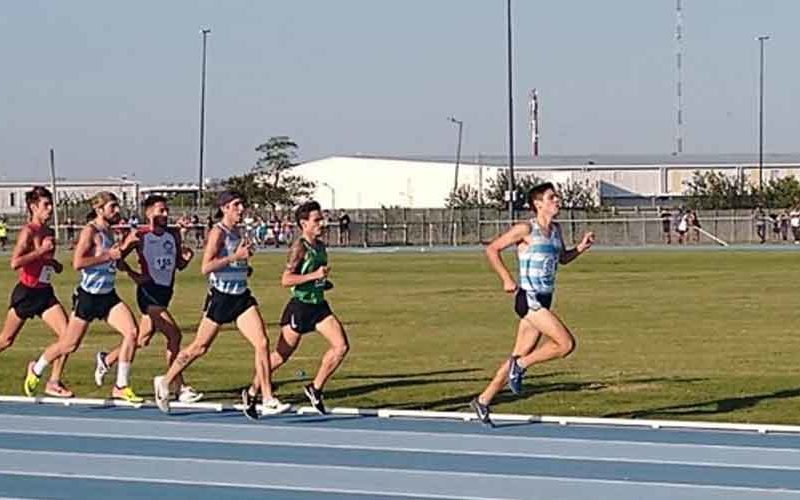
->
[181, 246, 194, 263]
[39, 236, 55, 254]
[50, 259, 64, 274]
[233, 240, 251, 260]
[107, 246, 123, 261]
[577, 232, 595, 253]
[312, 266, 330, 280]
[502, 278, 517, 294]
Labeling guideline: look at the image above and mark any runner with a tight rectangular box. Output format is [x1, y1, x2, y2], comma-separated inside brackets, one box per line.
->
[245, 201, 349, 414]
[24, 192, 143, 402]
[153, 191, 290, 419]
[0, 187, 73, 397]
[95, 195, 202, 404]
[470, 183, 594, 426]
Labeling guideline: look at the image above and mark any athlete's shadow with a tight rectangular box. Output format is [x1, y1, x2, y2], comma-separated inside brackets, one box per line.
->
[396, 376, 705, 412]
[194, 369, 563, 403]
[337, 367, 486, 380]
[604, 385, 800, 419]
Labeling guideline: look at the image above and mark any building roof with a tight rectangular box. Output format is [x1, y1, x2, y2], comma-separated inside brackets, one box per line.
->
[339, 153, 800, 168]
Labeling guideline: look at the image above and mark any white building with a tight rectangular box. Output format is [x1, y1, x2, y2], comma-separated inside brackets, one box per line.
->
[297, 154, 800, 208]
[0, 179, 140, 215]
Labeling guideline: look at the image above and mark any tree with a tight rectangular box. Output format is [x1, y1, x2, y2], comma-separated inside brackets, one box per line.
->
[251, 136, 315, 210]
[223, 172, 268, 208]
[484, 170, 543, 210]
[764, 176, 800, 209]
[557, 179, 598, 210]
[683, 170, 756, 209]
[445, 184, 483, 209]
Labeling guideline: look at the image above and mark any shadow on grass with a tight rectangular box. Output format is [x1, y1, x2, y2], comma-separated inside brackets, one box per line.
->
[604, 386, 800, 419]
[394, 376, 705, 412]
[194, 368, 505, 402]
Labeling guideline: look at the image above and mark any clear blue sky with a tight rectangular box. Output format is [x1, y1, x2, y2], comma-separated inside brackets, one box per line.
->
[1, 0, 797, 183]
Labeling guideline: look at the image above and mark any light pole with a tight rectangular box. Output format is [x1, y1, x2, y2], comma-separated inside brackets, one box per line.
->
[321, 182, 335, 210]
[506, 0, 516, 222]
[757, 35, 769, 192]
[198, 28, 211, 211]
[447, 117, 463, 195]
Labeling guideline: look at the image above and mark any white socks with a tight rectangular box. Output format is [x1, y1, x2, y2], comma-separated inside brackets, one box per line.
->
[33, 356, 49, 377]
[116, 362, 130, 388]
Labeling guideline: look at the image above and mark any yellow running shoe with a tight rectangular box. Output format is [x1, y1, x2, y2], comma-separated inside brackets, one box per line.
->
[112, 385, 144, 403]
[23, 362, 41, 397]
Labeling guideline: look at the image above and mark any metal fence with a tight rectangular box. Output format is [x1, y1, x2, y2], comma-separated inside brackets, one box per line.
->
[0, 214, 777, 249]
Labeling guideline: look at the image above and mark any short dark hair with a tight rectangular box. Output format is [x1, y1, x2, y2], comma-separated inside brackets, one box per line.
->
[25, 186, 53, 215]
[143, 195, 167, 209]
[528, 182, 556, 210]
[295, 201, 322, 225]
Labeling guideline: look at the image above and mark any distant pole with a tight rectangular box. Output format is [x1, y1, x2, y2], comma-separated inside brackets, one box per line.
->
[757, 35, 769, 192]
[447, 117, 464, 194]
[321, 182, 336, 209]
[447, 117, 463, 246]
[506, 0, 516, 222]
[675, 0, 684, 155]
[49, 148, 59, 239]
[529, 89, 539, 156]
[198, 28, 211, 211]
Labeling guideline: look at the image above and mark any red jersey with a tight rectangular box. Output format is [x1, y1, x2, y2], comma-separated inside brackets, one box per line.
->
[19, 223, 56, 289]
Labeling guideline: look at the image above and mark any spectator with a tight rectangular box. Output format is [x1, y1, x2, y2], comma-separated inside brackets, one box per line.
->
[769, 212, 781, 241]
[128, 212, 139, 229]
[65, 216, 76, 249]
[780, 210, 790, 241]
[0, 216, 7, 251]
[339, 209, 351, 246]
[191, 213, 203, 248]
[178, 212, 191, 242]
[790, 206, 800, 244]
[658, 207, 672, 244]
[689, 210, 702, 243]
[677, 210, 689, 244]
[754, 206, 767, 244]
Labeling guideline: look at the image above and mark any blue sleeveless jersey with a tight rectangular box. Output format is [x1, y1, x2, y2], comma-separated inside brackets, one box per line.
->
[79, 225, 117, 294]
[517, 221, 562, 295]
[208, 223, 248, 295]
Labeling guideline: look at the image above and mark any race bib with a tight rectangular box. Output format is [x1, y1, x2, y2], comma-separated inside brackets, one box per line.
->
[155, 256, 174, 271]
[38, 265, 55, 284]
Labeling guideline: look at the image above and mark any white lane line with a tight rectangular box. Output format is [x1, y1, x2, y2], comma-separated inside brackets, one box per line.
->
[1, 415, 799, 471]
[0, 449, 798, 500]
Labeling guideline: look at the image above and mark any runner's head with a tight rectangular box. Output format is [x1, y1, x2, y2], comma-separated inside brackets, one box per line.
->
[216, 191, 245, 224]
[528, 182, 560, 217]
[295, 201, 323, 237]
[89, 191, 120, 224]
[25, 186, 53, 223]
[143, 195, 169, 228]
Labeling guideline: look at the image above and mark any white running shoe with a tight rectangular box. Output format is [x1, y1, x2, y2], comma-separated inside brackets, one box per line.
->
[153, 376, 171, 413]
[258, 398, 291, 416]
[94, 352, 109, 387]
[177, 385, 204, 404]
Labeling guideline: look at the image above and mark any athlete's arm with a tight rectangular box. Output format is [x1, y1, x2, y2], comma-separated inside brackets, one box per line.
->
[485, 222, 530, 292]
[174, 230, 193, 270]
[280, 240, 325, 287]
[72, 226, 121, 271]
[559, 227, 595, 265]
[10, 226, 51, 270]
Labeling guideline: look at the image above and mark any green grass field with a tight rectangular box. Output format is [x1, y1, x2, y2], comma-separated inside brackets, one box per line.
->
[1, 249, 799, 425]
